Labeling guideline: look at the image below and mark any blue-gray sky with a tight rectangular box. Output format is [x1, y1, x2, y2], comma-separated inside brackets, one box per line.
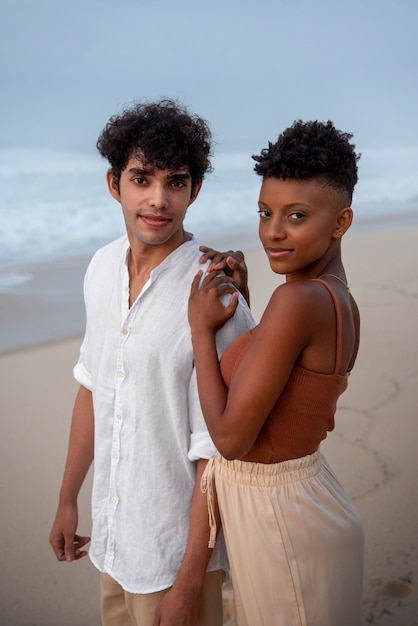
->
[1, 0, 417, 155]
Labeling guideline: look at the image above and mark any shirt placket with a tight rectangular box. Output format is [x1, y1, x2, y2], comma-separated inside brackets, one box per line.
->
[104, 270, 133, 569]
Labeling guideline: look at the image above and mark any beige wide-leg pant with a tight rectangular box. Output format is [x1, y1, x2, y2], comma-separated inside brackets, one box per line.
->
[204, 451, 364, 626]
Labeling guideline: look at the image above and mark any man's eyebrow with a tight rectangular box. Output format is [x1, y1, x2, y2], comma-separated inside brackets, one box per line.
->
[164, 167, 191, 176]
[127, 167, 191, 178]
[127, 167, 152, 176]
[170, 171, 191, 179]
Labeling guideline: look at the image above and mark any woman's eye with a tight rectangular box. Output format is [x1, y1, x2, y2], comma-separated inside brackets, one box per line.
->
[289, 211, 305, 221]
[258, 209, 271, 218]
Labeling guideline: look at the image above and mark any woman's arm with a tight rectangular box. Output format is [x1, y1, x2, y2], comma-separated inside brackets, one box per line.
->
[189, 273, 314, 459]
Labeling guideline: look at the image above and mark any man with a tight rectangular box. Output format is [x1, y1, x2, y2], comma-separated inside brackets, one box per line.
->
[49, 99, 254, 626]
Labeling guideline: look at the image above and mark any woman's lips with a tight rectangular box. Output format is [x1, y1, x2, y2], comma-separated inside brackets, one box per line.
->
[265, 246, 293, 258]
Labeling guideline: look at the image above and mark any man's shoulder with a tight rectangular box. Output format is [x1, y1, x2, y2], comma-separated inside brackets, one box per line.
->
[83, 235, 128, 284]
[165, 237, 204, 271]
[94, 234, 128, 256]
[88, 235, 128, 265]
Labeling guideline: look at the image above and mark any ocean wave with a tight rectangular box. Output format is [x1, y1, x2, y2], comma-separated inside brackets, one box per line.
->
[1, 145, 418, 267]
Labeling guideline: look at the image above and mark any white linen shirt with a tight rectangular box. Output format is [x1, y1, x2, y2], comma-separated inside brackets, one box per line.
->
[74, 235, 254, 593]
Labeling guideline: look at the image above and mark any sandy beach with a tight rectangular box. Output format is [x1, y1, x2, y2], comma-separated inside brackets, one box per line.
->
[1, 222, 418, 625]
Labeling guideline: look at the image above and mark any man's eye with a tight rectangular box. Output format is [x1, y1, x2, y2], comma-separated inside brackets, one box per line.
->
[133, 177, 146, 185]
[171, 180, 186, 188]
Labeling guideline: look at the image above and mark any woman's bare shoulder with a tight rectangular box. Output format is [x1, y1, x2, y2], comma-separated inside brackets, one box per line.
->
[266, 279, 330, 313]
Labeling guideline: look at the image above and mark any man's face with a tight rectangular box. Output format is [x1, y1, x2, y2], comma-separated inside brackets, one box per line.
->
[107, 156, 201, 252]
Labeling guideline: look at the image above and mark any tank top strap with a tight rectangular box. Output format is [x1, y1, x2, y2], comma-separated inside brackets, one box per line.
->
[312, 278, 344, 375]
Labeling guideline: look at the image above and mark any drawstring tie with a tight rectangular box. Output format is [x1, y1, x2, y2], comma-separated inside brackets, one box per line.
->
[200, 456, 218, 549]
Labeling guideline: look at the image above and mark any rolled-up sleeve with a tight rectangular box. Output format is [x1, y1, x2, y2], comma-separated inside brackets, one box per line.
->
[187, 367, 217, 461]
[187, 292, 255, 462]
[73, 354, 92, 391]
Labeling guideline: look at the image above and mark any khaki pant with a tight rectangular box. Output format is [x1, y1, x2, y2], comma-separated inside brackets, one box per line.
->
[210, 451, 364, 626]
[100, 569, 224, 626]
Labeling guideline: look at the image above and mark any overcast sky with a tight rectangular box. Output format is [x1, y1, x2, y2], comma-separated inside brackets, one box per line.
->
[1, 0, 418, 157]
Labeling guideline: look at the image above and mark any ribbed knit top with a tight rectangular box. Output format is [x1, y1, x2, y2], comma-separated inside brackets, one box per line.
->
[219, 279, 350, 463]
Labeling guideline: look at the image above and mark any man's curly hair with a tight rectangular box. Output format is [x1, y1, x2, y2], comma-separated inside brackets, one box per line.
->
[252, 120, 360, 203]
[96, 98, 213, 190]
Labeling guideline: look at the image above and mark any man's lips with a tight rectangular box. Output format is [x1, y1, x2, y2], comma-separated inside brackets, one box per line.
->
[139, 213, 171, 227]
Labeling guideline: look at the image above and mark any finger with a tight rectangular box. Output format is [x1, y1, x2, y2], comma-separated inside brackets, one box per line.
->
[207, 251, 235, 271]
[218, 284, 239, 299]
[50, 536, 67, 561]
[69, 535, 91, 561]
[74, 534, 91, 548]
[201, 273, 234, 289]
[198, 246, 214, 263]
[225, 291, 239, 316]
[229, 250, 245, 262]
[64, 532, 76, 562]
[228, 254, 245, 267]
[209, 252, 232, 266]
[190, 271, 203, 295]
[207, 261, 228, 274]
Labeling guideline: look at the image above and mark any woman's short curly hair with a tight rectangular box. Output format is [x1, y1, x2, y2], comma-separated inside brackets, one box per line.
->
[252, 120, 360, 203]
[96, 98, 213, 189]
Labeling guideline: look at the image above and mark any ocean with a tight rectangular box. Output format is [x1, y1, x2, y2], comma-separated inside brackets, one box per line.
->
[1, 145, 418, 351]
[2, 145, 418, 271]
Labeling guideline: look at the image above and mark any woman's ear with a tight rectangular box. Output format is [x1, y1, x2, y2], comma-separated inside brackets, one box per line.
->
[333, 207, 353, 239]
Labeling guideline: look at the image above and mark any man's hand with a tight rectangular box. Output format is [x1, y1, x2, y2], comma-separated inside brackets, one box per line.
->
[153, 583, 200, 626]
[199, 246, 250, 306]
[49, 502, 90, 563]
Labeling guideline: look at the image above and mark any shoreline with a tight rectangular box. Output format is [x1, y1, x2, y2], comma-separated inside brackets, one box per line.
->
[2, 211, 418, 354]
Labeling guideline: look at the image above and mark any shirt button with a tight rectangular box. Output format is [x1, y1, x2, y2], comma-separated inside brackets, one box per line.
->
[122, 328, 128, 335]
[116, 414, 123, 421]
[119, 371, 125, 378]
[113, 452, 119, 460]
[111, 496, 118, 504]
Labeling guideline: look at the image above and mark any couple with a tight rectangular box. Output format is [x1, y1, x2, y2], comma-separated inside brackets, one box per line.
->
[50, 99, 364, 625]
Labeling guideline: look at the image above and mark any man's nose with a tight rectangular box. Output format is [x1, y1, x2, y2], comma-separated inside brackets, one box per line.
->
[148, 184, 168, 208]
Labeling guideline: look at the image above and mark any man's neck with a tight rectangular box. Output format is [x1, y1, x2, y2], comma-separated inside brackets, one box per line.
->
[126, 230, 192, 306]
[127, 229, 192, 275]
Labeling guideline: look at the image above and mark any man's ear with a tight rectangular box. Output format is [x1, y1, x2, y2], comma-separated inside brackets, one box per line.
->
[333, 207, 353, 238]
[106, 170, 121, 202]
[188, 180, 203, 206]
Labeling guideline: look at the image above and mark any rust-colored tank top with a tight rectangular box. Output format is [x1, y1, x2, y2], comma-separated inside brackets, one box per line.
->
[219, 279, 350, 463]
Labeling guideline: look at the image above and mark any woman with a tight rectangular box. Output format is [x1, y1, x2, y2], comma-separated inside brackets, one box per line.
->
[188, 120, 364, 625]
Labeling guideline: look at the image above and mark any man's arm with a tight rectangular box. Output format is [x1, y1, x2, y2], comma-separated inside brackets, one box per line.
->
[153, 458, 221, 626]
[49, 384, 94, 562]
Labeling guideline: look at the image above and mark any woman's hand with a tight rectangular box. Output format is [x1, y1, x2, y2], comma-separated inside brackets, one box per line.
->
[188, 270, 239, 335]
[199, 246, 250, 306]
